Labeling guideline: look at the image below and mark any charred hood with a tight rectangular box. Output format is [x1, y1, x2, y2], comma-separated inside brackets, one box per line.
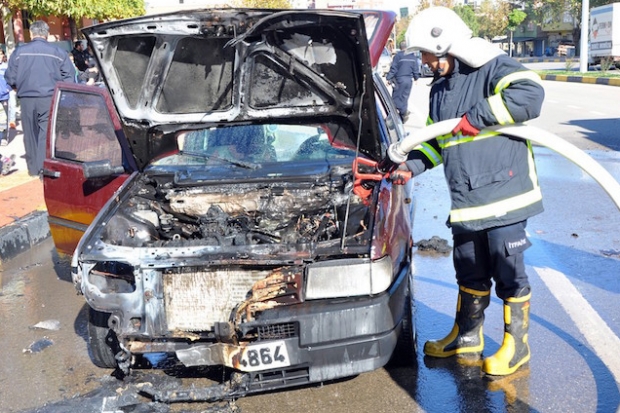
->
[82, 9, 386, 169]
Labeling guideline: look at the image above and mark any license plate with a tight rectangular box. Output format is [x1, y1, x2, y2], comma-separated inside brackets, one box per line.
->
[239, 341, 290, 372]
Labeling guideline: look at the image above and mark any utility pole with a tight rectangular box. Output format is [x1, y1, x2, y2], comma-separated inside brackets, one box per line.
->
[580, 0, 590, 73]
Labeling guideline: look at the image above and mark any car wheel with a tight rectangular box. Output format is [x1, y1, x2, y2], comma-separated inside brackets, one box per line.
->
[388, 286, 417, 367]
[87, 307, 120, 368]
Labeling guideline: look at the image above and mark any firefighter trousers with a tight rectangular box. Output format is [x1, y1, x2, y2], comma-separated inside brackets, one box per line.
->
[452, 220, 531, 299]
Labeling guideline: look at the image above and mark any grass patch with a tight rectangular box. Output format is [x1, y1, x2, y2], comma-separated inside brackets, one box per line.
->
[536, 70, 620, 78]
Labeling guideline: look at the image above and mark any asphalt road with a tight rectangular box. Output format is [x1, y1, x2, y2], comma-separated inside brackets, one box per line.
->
[0, 78, 619, 413]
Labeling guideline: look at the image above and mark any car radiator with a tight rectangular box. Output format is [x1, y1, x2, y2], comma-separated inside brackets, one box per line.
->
[163, 269, 271, 331]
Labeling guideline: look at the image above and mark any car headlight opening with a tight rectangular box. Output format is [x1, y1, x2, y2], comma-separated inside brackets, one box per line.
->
[304, 256, 393, 300]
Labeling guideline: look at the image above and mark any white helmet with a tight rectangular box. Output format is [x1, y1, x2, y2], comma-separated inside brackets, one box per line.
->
[405, 7, 471, 57]
[405, 6, 504, 68]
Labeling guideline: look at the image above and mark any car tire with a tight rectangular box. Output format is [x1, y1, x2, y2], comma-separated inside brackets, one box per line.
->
[87, 307, 120, 368]
[388, 286, 417, 367]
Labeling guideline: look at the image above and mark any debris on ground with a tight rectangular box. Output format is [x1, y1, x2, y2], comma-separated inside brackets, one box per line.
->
[414, 236, 452, 255]
[1, 153, 16, 175]
[23, 336, 54, 353]
[30, 319, 61, 331]
[601, 249, 620, 258]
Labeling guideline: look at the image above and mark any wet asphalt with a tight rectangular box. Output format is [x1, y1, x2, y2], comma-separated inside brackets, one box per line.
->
[1, 143, 619, 412]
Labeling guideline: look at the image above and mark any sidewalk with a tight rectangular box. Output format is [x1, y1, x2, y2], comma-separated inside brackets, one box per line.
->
[0, 122, 49, 265]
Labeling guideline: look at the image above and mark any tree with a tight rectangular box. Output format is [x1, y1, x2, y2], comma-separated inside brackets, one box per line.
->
[394, 15, 412, 46]
[477, 0, 512, 40]
[453, 5, 479, 37]
[416, 0, 456, 12]
[529, 0, 616, 55]
[2, 0, 145, 41]
[507, 9, 527, 56]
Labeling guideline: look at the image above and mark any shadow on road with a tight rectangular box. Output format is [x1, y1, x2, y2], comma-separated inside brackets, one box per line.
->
[565, 118, 620, 151]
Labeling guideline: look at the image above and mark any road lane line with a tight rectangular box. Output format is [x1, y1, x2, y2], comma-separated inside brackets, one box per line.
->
[534, 266, 620, 385]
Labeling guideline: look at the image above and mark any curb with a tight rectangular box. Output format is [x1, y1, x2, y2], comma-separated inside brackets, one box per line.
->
[539, 73, 620, 87]
[0, 210, 50, 264]
[516, 57, 568, 63]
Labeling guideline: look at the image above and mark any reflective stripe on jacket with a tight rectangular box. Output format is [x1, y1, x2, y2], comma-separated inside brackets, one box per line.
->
[405, 55, 545, 233]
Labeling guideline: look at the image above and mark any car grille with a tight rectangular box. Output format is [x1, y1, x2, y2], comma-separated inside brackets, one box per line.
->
[249, 366, 310, 392]
[257, 322, 298, 341]
[163, 269, 271, 331]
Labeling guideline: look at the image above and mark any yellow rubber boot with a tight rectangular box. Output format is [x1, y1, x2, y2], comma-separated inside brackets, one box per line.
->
[424, 286, 490, 358]
[483, 293, 531, 376]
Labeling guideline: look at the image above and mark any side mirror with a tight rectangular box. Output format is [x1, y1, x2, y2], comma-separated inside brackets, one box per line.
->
[83, 160, 124, 179]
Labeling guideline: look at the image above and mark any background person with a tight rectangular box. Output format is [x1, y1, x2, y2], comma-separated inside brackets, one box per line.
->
[71, 40, 88, 72]
[385, 41, 420, 123]
[78, 57, 102, 85]
[401, 7, 545, 376]
[4, 20, 76, 176]
[0, 50, 17, 131]
[0, 51, 12, 145]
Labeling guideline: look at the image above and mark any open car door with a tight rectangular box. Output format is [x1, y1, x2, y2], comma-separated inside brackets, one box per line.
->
[42, 83, 136, 255]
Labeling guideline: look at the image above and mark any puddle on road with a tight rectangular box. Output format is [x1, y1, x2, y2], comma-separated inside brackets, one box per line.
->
[0, 240, 104, 413]
[0, 277, 26, 302]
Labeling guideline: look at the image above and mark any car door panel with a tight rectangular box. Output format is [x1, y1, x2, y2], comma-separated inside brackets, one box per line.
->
[43, 83, 135, 255]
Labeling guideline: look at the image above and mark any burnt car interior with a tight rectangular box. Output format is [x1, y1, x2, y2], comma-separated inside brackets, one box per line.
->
[102, 123, 371, 250]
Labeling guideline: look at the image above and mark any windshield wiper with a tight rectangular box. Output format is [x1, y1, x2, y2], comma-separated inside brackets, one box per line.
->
[181, 151, 260, 170]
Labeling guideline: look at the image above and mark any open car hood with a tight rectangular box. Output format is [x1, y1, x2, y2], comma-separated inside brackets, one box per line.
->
[82, 9, 394, 168]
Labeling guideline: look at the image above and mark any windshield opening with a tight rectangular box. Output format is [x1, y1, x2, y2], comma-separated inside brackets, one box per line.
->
[151, 123, 357, 167]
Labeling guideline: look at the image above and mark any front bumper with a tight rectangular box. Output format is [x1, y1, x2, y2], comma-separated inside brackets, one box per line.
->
[176, 270, 408, 384]
[81, 260, 410, 390]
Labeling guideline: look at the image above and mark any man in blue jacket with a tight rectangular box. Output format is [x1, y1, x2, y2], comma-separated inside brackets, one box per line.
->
[402, 7, 545, 376]
[386, 41, 420, 123]
[4, 20, 75, 176]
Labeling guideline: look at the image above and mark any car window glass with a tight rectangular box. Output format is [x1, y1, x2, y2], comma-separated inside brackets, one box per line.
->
[114, 36, 156, 109]
[53, 90, 122, 167]
[154, 123, 357, 167]
[363, 13, 380, 42]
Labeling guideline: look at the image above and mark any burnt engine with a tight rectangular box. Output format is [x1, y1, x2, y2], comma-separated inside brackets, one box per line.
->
[102, 174, 370, 247]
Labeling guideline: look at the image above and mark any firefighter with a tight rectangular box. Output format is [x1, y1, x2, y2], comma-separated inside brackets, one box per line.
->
[403, 7, 545, 376]
[386, 41, 420, 123]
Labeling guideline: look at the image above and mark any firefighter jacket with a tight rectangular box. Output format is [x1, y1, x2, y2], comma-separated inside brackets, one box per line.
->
[405, 54, 545, 234]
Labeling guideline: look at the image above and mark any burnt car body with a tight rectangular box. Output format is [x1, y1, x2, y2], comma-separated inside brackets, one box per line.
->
[43, 9, 415, 397]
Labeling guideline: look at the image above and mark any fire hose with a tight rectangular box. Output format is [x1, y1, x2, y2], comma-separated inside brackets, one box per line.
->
[359, 118, 620, 211]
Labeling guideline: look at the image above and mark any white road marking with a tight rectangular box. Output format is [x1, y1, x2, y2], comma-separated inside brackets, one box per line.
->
[534, 266, 620, 385]
[589, 111, 606, 116]
[566, 105, 581, 110]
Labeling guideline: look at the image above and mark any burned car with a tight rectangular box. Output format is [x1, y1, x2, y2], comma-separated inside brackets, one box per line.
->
[43, 9, 415, 399]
